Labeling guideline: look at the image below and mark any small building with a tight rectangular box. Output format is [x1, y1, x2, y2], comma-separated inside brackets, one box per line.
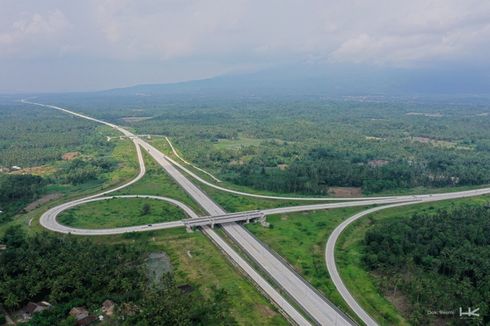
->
[69, 307, 89, 321]
[22, 301, 51, 319]
[77, 315, 97, 326]
[101, 299, 115, 316]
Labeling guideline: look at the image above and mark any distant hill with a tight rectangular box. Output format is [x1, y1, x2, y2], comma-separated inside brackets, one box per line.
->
[99, 63, 490, 98]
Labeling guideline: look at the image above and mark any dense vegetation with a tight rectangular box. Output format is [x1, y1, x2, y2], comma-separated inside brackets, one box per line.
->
[363, 205, 490, 325]
[0, 227, 236, 325]
[0, 174, 46, 223]
[0, 102, 114, 168]
[43, 94, 490, 195]
[0, 101, 123, 226]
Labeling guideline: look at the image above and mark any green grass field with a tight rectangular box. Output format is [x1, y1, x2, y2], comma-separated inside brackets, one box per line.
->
[114, 150, 205, 214]
[58, 197, 186, 229]
[246, 208, 367, 324]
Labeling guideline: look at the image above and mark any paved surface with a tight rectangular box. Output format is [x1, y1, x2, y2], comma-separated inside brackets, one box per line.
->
[24, 100, 314, 326]
[325, 189, 490, 326]
[40, 195, 188, 235]
[24, 99, 490, 326]
[165, 136, 223, 183]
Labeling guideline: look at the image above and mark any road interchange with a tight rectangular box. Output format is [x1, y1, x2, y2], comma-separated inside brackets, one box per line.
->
[23, 99, 490, 325]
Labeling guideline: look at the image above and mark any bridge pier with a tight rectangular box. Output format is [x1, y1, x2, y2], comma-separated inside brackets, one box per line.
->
[186, 225, 194, 233]
[259, 215, 269, 227]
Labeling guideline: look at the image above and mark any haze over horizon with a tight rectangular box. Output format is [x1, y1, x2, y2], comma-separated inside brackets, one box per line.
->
[1, 0, 490, 93]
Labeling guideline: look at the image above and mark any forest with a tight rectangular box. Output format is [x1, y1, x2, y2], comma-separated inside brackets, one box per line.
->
[0, 227, 235, 325]
[363, 205, 490, 325]
[0, 101, 122, 225]
[0, 174, 46, 223]
[40, 93, 490, 195]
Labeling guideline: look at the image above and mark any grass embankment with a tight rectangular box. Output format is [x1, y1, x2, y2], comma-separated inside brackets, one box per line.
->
[336, 194, 490, 325]
[58, 198, 186, 229]
[246, 208, 367, 324]
[113, 150, 204, 215]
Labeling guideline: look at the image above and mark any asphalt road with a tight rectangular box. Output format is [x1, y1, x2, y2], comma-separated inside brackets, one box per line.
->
[24, 99, 490, 326]
[325, 188, 490, 326]
[25, 100, 314, 326]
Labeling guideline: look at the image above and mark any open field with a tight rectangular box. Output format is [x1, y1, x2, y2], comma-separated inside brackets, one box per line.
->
[58, 197, 186, 229]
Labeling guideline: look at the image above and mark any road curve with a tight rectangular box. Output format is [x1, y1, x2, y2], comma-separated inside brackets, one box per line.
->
[325, 188, 490, 326]
[40, 195, 192, 235]
[23, 100, 314, 326]
[26, 99, 490, 325]
[163, 137, 490, 203]
[165, 136, 223, 183]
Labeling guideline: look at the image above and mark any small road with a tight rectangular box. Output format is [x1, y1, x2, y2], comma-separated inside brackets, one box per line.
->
[165, 136, 223, 183]
[40, 195, 189, 235]
[325, 189, 490, 326]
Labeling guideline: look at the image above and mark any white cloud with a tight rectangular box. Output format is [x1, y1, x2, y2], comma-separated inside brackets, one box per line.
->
[0, 9, 70, 56]
[1, 0, 490, 90]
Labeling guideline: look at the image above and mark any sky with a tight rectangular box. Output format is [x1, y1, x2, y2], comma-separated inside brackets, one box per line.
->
[1, 0, 490, 92]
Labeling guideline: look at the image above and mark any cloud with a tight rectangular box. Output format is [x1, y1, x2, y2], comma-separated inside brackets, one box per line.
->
[330, 1, 490, 66]
[1, 0, 490, 91]
[0, 9, 70, 56]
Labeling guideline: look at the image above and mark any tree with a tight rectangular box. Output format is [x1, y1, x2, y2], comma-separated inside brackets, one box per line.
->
[140, 203, 151, 216]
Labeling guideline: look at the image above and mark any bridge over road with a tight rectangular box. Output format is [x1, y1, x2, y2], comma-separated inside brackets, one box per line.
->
[183, 211, 267, 231]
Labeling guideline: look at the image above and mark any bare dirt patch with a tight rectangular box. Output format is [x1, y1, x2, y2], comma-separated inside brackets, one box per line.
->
[62, 151, 80, 160]
[328, 187, 362, 197]
[411, 136, 456, 148]
[120, 116, 153, 123]
[255, 304, 278, 318]
[277, 163, 288, 171]
[365, 136, 384, 141]
[406, 112, 443, 117]
[368, 159, 390, 168]
[24, 193, 63, 212]
[10, 165, 56, 176]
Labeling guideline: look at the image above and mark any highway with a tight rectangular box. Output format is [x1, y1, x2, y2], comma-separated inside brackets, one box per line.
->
[24, 99, 490, 326]
[24, 100, 316, 326]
